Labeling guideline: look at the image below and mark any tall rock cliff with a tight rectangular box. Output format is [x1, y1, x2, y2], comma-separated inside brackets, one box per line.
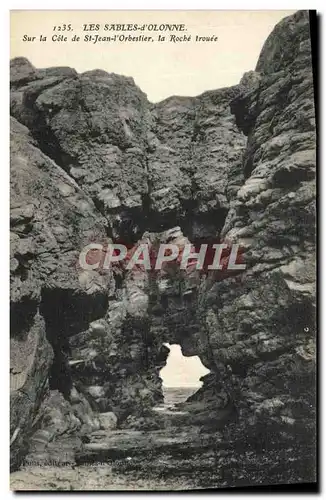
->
[10, 10, 316, 481]
[199, 8, 316, 441]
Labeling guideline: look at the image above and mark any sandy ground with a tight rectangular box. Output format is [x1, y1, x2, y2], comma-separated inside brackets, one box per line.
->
[10, 464, 197, 491]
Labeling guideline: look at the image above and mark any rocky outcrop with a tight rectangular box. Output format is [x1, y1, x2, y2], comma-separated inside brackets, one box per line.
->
[10, 116, 110, 469]
[207, 9, 316, 430]
[10, 10, 316, 483]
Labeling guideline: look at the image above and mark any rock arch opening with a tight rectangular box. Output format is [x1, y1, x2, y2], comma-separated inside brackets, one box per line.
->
[159, 343, 210, 404]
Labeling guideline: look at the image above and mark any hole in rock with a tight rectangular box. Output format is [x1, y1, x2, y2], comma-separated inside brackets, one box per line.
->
[159, 343, 210, 405]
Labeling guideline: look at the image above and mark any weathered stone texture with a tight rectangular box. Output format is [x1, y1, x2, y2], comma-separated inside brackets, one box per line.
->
[10, 11, 316, 479]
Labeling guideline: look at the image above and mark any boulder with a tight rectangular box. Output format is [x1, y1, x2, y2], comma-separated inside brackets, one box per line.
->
[98, 412, 118, 430]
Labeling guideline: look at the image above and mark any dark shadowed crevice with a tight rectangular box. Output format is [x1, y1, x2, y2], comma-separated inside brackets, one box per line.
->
[10, 297, 39, 341]
[39, 287, 109, 400]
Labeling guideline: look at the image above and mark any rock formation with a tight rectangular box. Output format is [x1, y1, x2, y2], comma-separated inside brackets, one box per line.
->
[10, 10, 316, 485]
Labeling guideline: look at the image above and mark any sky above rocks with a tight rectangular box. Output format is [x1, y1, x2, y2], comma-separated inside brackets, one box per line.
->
[11, 10, 296, 102]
